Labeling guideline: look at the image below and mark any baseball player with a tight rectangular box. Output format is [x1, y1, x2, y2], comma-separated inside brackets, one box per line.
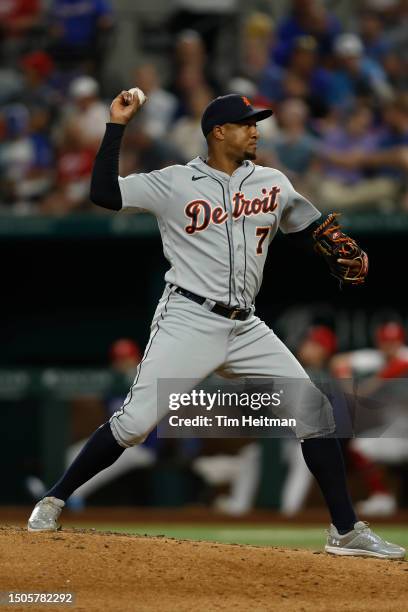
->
[332, 321, 408, 515]
[28, 91, 405, 559]
[25, 339, 156, 509]
[281, 326, 398, 517]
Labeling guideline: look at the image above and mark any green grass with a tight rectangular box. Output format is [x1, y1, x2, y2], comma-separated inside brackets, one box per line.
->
[73, 524, 408, 550]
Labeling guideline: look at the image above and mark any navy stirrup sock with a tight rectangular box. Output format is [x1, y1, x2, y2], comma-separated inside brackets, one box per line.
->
[301, 437, 357, 534]
[45, 422, 125, 502]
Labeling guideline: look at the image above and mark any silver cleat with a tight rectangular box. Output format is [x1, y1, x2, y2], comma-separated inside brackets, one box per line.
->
[27, 496, 65, 532]
[325, 521, 406, 559]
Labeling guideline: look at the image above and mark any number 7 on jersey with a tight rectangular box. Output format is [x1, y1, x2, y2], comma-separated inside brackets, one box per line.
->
[256, 227, 271, 255]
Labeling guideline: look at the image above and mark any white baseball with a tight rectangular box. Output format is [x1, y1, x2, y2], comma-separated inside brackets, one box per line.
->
[128, 87, 146, 106]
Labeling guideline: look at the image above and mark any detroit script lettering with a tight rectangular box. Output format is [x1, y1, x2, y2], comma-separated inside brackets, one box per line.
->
[185, 187, 280, 235]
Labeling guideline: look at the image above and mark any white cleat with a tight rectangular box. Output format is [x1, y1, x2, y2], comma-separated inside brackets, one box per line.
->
[325, 521, 406, 559]
[356, 493, 397, 517]
[27, 497, 65, 532]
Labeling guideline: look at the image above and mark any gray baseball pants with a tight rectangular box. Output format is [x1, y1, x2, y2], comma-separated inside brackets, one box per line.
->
[110, 285, 335, 447]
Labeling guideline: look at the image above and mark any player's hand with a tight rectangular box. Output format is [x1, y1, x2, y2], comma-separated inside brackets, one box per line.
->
[110, 90, 143, 126]
[337, 258, 362, 269]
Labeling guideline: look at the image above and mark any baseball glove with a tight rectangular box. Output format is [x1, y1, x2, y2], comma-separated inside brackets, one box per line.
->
[313, 213, 368, 286]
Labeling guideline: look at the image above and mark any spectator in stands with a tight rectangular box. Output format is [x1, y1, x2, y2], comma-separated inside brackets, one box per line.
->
[330, 33, 393, 110]
[109, 338, 142, 377]
[240, 12, 278, 85]
[380, 94, 408, 156]
[20, 51, 61, 116]
[331, 321, 408, 380]
[0, 105, 29, 209]
[281, 325, 399, 517]
[39, 76, 107, 214]
[381, 51, 408, 92]
[287, 36, 333, 116]
[170, 30, 220, 114]
[173, 29, 207, 77]
[364, 0, 408, 60]
[169, 86, 212, 161]
[273, 0, 342, 66]
[0, 103, 53, 213]
[0, 0, 42, 61]
[131, 62, 178, 139]
[316, 105, 399, 211]
[0, 1, 405, 216]
[168, 0, 239, 63]
[47, 0, 114, 73]
[0, 64, 24, 105]
[18, 105, 54, 208]
[266, 98, 318, 189]
[332, 321, 408, 516]
[40, 121, 94, 215]
[121, 120, 185, 175]
[225, 77, 257, 101]
[261, 36, 333, 118]
[61, 76, 109, 150]
[359, 9, 392, 62]
[318, 95, 408, 209]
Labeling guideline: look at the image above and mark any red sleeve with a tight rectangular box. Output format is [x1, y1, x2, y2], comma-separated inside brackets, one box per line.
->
[17, 0, 40, 18]
[378, 358, 408, 379]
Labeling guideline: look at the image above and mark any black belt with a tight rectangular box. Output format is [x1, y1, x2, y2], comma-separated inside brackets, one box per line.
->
[172, 285, 252, 321]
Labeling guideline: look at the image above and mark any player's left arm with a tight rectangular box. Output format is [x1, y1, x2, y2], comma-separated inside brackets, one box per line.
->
[279, 176, 368, 286]
[286, 215, 368, 286]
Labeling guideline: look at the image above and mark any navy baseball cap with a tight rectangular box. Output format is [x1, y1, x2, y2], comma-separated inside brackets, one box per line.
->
[201, 94, 273, 137]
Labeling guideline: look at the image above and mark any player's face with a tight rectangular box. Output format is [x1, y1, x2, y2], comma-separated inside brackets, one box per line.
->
[223, 118, 260, 161]
[297, 340, 329, 369]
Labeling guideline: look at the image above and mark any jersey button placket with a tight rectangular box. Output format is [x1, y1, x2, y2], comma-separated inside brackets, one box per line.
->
[229, 179, 244, 309]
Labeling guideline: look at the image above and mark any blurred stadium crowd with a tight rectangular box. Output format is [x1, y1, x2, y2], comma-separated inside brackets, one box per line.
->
[0, 0, 407, 216]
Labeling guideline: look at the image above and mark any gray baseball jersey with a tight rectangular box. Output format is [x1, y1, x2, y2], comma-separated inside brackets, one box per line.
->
[110, 157, 334, 447]
[119, 156, 321, 308]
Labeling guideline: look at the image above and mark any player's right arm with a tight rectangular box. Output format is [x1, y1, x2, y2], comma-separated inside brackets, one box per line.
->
[90, 90, 171, 215]
[90, 90, 141, 211]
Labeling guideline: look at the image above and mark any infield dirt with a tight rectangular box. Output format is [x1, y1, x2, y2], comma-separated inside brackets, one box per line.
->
[0, 526, 407, 611]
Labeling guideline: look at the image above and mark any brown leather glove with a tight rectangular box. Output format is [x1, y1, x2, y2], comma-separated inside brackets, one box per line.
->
[313, 213, 369, 286]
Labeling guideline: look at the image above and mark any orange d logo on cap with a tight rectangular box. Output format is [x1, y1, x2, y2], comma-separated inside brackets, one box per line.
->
[201, 94, 273, 136]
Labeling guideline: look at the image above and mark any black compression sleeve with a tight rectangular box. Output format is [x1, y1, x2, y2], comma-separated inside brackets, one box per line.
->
[90, 122, 125, 211]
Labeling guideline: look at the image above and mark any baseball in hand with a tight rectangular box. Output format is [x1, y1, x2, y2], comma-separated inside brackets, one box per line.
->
[127, 87, 146, 106]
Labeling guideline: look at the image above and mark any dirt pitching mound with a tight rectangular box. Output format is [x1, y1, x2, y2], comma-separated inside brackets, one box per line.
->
[0, 526, 407, 612]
